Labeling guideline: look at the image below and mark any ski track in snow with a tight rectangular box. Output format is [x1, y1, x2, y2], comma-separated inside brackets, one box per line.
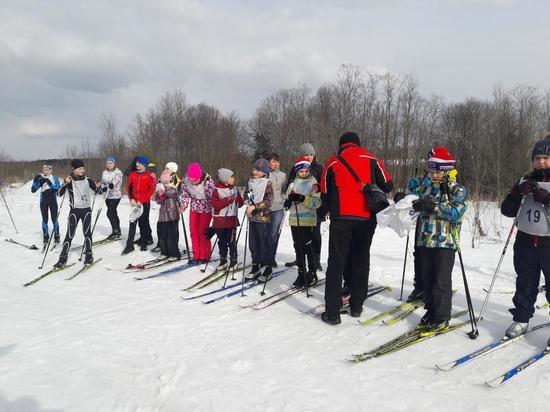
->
[0, 182, 549, 411]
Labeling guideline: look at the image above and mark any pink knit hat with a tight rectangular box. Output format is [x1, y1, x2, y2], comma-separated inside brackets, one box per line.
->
[187, 162, 202, 180]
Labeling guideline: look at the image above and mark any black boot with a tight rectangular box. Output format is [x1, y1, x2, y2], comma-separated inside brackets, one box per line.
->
[54, 255, 67, 269]
[321, 312, 341, 325]
[258, 266, 273, 282]
[122, 244, 135, 255]
[305, 270, 318, 287]
[407, 287, 425, 302]
[84, 254, 94, 265]
[293, 270, 305, 287]
[285, 259, 297, 268]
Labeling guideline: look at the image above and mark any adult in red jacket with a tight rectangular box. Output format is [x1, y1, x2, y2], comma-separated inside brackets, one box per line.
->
[320, 132, 393, 325]
[122, 155, 155, 254]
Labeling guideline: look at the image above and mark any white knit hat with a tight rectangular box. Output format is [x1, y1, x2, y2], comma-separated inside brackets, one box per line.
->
[165, 162, 179, 174]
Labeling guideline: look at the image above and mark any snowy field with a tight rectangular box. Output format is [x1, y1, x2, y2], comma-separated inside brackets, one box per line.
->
[0, 182, 548, 412]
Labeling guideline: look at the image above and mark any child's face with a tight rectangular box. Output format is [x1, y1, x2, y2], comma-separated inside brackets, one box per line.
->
[269, 159, 280, 171]
[105, 161, 115, 170]
[227, 176, 236, 185]
[42, 167, 52, 176]
[533, 155, 550, 170]
[252, 168, 265, 178]
[136, 162, 145, 172]
[297, 169, 310, 178]
[73, 167, 86, 177]
[429, 170, 445, 183]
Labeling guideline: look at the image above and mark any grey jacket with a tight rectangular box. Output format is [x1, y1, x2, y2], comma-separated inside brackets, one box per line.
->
[101, 168, 123, 199]
[268, 169, 287, 212]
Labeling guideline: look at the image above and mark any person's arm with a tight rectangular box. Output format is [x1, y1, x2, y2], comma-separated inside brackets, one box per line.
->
[255, 181, 273, 211]
[31, 175, 43, 193]
[371, 157, 394, 193]
[319, 160, 334, 218]
[501, 180, 523, 218]
[435, 183, 467, 222]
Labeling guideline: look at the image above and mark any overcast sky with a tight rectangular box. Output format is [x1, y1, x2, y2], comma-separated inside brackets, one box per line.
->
[1, 0, 549, 160]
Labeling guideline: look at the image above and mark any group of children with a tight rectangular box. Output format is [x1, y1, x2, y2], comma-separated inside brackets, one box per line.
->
[29, 134, 549, 341]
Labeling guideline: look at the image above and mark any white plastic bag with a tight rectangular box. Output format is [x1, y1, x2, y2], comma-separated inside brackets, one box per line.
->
[129, 205, 144, 223]
[376, 194, 419, 237]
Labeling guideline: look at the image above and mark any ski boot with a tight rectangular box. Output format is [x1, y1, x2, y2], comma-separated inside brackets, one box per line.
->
[121, 245, 135, 255]
[423, 320, 449, 333]
[305, 270, 318, 287]
[321, 312, 342, 325]
[84, 254, 94, 265]
[505, 321, 529, 339]
[217, 259, 228, 271]
[407, 287, 425, 302]
[418, 312, 432, 329]
[285, 259, 297, 268]
[54, 255, 67, 269]
[245, 264, 261, 280]
[292, 270, 306, 288]
[257, 266, 273, 282]
[151, 245, 161, 253]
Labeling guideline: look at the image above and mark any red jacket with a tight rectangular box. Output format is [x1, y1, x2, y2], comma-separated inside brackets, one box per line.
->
[320, 143, 393, 220]
[211, 181, 244, 229]
[127, 170, 154, 204]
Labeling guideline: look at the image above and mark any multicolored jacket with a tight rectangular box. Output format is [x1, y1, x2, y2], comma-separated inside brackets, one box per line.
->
[412, 179, 467, 249]
[285, 175, 321, 227]
[179, 173, 215, 214]
[246, 177, 273, 224]
[154, 186, 180, 223]
[211, 181, 245, 229]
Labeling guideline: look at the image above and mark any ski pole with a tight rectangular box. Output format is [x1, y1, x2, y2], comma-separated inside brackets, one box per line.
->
[399, 232, 409, 301]
[39, 192, 66, 269]
[223, 207, 247, 286]
[180, 210, 191, 263]
[474, 196, 525, 335]
[1, 190, 19, 234]
[240, 215, 250, 297]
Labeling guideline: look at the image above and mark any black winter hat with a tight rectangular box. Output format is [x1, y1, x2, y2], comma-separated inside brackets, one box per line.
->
[532, 139, 550, 160]
[71, 159, 85, 169]
[339, 131, 361, 147]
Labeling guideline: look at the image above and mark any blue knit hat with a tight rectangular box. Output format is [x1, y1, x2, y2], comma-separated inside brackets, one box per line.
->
[135, 155, 149, 167]
[253, 158, 270, 174]
[105, 156, 116, 164]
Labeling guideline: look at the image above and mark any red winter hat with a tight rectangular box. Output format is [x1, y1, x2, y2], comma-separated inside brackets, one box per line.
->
[294, 156, 311, 173]
[426, 147, 456, 172]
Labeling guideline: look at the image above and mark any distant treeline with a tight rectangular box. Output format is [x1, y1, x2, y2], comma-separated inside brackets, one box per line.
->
[2, 64, 550, 198]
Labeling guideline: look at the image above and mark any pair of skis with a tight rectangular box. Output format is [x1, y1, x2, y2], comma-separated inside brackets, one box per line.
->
[183, 263, 250, 291]
[22, 258, 103, 286]
[349, 310, 469, 363]
[5, 238, 38, 250]
[436, 322, 550, 387]
[359, 298, 423, 326]
[133, 258, 218, 280]
[304, 285, 391, 316]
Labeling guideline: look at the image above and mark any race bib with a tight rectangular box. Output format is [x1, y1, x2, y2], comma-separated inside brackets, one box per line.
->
[517, 181, 550, 236]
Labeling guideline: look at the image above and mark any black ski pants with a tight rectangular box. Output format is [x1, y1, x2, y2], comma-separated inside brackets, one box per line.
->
[216, 227, 237, 262]
[40, 192, 59, 240]
[158, 220, 181, 259]
[126, 202, 153, 247]
[417, 246, 455, 322]
[291, 226, 315, 273]
[105, 198, 121, 233]
[324, 219, 376, 316]
[60, 207, 92, 258]
[511, 240, 550, 322]
[248, 221, 272, 266]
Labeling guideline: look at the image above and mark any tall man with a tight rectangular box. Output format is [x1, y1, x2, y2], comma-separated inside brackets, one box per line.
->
[266, 153, 286, 267]
[319, 132, 393, 325]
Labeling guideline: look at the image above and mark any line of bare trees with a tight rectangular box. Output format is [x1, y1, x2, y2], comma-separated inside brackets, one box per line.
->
[3, 64, 550, 200]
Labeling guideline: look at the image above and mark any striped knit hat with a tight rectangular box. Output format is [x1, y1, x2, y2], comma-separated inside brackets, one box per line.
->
[294, 156, 311, 173]
[426, 147, 455, 172]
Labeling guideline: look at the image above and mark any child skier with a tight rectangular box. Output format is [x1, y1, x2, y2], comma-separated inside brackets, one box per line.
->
[244, 158, 274, 282]
[409, 147, 467, 332]
[501, 136, 550, 343]
[100, 156, 123, 239]
[122, 155, 155, 255]
[211, 168, 244, 270]
[284, 156, 321, 287]
[179, 162, 215, 264]
[154, 169, 181, 260]
[54, 159, 101, 267]
[31, 163, 61, 247]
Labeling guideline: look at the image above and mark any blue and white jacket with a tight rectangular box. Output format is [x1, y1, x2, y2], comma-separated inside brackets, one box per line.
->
[31, 174, 61, 202]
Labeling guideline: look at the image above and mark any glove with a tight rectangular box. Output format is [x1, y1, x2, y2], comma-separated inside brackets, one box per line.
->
[283, 199, 292, 210]
[108, 183, 114, 190]
[412, 198, 436, 213]
[447, 169, 458, 182]
[155, 183, 165, 193]
[393, 192, 406, 203]
[204, 226, 216, 239]
[407, 178, 420, 192]
[533, 187, 550, 205]
[101, 187, 108, 193]
[287, 193, 305, 203]
[519, 180, 534, 196]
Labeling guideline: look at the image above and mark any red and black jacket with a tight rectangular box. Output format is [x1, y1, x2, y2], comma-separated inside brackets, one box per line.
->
[320, 143, 393, 221]
[127, 170, 154, 204]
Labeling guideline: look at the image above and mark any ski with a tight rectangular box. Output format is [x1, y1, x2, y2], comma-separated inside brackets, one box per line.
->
[122, 257, 172, 272]
[180, 268, 259, 301]
[382, 301, 425, 325]
[133, 259, 217, 281]
[183, 264, 249, 291]
[537, 302, 550, 309]
[5, 238, 39, 250]
[436, 321, 550, 371]
[485, 346, 550, 388]
[360, 299, 422, 326]
[304, 285, 391, 315]
[23, 263, 77, 287]
[201, 268, 292, 304]
[65, 258, 103, 280]
[240, 278, 327, 310]
[69, 237, 118, 251]
[350, 310, 468, 363]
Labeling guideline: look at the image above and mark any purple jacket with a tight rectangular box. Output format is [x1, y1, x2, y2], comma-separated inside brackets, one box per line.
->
[179, 173, 215, 214]
[155, 186, 180, 222]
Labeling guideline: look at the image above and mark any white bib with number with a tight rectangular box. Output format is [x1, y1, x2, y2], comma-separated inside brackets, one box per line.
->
[517, 180, 550, 236]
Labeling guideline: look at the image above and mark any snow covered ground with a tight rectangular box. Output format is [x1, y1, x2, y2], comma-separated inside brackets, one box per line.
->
[0, 182, 548, 412]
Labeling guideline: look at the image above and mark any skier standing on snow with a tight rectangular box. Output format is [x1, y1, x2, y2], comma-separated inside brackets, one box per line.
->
[122, 155, 155, 255]
[501, 135, 550, 343]
[320, 132, 393, 325]
[54, 159, 101, 268]
[408, 147, 467, 332]
[244, 158, 274, 282]
[266, 153, 286, 268]
[153, 169, 182, 261]
[211, 168, 244, 271]
[100, 156, 123, 240]
[31, 163, 62, 247]
[286, 143, 325, 271]
[284, 156, 321, 287]
[179, 162, 215, 264]
[151, 162, 179, 254]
